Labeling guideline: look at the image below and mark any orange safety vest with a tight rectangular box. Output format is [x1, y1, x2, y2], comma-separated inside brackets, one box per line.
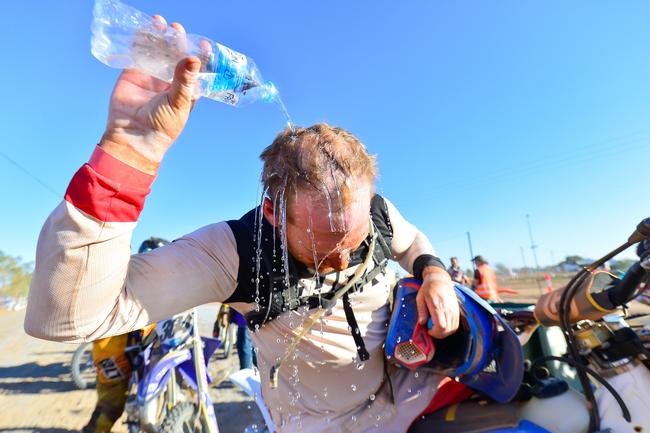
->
[474, 264, 498, 301]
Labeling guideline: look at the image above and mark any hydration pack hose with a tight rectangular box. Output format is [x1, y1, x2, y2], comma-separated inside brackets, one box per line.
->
[269, 222, 377, 389]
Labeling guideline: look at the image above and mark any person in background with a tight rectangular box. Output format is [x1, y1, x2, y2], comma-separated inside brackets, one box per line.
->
[80, 237, 168, 433]
[213, 305, 257, 369]
[447, 256, 471, 286]
[471, 255, 501, 302]
[232, 309, 257, 369]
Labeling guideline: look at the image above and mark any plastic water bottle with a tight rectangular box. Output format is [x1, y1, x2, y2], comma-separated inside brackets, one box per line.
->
[91, 0, 278, 107]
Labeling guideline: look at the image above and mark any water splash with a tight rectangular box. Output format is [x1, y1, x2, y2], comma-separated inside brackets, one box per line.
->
[275, 95, 294, 132]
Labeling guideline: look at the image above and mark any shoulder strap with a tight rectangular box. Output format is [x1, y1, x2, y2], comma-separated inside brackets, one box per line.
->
[225, 195, 395, 330]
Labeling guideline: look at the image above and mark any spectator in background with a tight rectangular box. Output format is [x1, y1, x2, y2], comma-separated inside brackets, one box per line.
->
[471, 255, 501, 302]
[232, 309, 257, 370]
[447, 256, 471, 286]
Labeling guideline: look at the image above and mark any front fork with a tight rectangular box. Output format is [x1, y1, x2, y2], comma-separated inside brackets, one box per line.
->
[191, 308, 219, 433]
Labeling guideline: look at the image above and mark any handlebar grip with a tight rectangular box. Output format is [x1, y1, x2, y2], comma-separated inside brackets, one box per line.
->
[607, 262, 646, 307]
[628, 217, 650, 243]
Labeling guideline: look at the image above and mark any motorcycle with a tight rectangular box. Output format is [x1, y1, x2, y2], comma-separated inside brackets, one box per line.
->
[212, 304, 237, 359]
[231, 218, 650, 433]
[71, 341, 95, 389]
[123, 307, 221, 433]
[408, 217, 650, 433]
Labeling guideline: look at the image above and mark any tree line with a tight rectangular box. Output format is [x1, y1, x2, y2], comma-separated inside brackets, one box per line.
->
[0, 251, 33, 298]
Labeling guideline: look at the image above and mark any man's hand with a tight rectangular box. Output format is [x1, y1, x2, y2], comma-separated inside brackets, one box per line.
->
[100, 17, 202, 175]
[415, 266, 460, 339]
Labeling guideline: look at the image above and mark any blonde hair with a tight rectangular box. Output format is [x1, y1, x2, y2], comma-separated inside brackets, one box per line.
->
[260, 124, 377, 207]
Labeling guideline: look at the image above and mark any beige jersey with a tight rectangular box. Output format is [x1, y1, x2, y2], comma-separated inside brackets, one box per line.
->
[25, 146, 443, 433]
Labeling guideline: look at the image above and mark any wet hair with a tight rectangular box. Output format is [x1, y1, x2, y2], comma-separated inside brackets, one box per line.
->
[260, 124, 377, 208]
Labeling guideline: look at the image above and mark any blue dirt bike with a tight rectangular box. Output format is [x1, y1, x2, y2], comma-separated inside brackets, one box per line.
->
[123, 308, 221, 433]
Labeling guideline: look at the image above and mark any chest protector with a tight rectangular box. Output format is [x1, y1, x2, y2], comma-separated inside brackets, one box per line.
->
[225, 195, 394, 339]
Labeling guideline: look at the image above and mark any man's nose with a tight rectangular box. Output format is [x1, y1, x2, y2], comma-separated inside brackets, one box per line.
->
[327, 250, 351, 271]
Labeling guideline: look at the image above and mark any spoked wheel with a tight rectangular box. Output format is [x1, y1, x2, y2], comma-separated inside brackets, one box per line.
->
[222, 324, 237, 359]
[71, 342, 95, 389]
[159, 402, 203, 433]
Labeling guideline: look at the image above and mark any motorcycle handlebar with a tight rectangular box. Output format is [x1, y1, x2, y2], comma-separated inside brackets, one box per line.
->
[605, 261, 647, 307]
[628, 217, 650, 244]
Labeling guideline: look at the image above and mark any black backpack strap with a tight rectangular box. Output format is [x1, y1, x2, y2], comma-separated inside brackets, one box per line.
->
[343, 291, 370, 361]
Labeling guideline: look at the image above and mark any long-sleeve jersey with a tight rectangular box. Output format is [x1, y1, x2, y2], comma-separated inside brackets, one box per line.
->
[25, 146, 443, 433]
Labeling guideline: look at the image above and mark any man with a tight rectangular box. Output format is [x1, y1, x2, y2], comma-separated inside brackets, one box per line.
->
[447, 257, 470, 286]
[471, 255, 501, 302]
[81, 237, 167, 433]
[25, 16, 459, 433]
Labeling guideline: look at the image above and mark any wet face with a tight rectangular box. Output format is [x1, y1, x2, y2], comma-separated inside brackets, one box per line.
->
[263, 180, 373, 273]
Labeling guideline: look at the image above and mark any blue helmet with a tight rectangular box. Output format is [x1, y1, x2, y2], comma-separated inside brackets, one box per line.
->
[386, 278, 524, 403]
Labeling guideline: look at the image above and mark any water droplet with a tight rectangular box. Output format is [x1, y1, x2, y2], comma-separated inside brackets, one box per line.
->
[414, 371, 419, 378]
[356, 363, 365, 370]
[351, 384, 357, 392]
[369, 393, 375, 401]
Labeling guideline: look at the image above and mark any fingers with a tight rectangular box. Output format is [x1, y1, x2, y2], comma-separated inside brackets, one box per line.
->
[150, 15, 198, 108]
[197, 39, 214, 72]
[415, 290, 429, 326]
[151, 14, 167, 29]
[168, 56, 201, 110]
[170, 22, 185, 33]
[418, 281, 460, 339]
[426, 296, 449, 339]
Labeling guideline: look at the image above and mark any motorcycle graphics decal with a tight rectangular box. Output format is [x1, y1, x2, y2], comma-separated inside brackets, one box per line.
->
[97, 357, 126, 381]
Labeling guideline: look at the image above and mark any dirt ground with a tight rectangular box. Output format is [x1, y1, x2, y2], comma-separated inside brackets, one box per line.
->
[0, 305, 265, 433]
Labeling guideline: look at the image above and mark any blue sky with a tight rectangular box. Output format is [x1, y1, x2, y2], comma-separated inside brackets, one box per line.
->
[2, 0, 649, 269]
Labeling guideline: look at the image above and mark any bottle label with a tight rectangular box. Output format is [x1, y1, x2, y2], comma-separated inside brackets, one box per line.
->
[208, 43, 248, 103]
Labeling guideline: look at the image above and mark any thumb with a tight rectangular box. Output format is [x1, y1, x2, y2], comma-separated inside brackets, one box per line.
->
[168, 56, 201, 110]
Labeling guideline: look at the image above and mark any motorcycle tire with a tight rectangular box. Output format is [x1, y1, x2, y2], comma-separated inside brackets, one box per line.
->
[71, 342, 95, 389]
[158, 402, 203, 433]
[222, 324, 237, 359]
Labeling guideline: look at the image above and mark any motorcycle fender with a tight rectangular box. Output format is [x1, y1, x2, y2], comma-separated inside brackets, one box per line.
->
[137, 349, 191, 404]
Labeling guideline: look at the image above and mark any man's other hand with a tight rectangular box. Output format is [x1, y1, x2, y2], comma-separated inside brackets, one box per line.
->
[415, 267, 460, 339]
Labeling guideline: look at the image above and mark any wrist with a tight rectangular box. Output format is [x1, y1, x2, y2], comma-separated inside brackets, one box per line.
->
[413, 254, 446, 280]
[99, 135, 162, 176]
[422, 266, 452, 282]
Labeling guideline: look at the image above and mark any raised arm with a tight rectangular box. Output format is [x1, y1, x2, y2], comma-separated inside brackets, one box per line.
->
[25, 18, 237, 342]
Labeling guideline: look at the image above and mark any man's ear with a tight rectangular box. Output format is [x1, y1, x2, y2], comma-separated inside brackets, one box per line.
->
[262, 197, 278, 227]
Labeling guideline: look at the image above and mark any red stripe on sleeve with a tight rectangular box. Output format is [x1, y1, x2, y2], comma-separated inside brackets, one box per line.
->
[64, 146, 156, 222]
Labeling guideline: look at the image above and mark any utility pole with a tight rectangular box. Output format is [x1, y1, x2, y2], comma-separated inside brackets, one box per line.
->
[526, 214, 543, 295]
[467, 231, 475, 271]
[526, 214, 540, 271]
[520, 246, 528, 274]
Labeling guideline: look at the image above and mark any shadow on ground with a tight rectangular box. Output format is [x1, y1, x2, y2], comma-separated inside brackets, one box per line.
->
[0, 361, 75, 394]
[0, 428, 78, 433]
